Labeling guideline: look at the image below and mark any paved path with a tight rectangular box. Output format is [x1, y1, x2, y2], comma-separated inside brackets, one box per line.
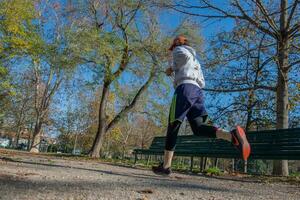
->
[0, 150, 299, 200]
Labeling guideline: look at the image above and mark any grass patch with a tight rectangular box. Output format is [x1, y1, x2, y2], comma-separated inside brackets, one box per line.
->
[290, 172, 300, 177]
[203, 167, 222, 176]
[46, 159, 55, 164]
[256, 175, 300, 185]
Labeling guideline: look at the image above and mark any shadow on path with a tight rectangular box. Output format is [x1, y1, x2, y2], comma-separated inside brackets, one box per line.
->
[0, 156, 249, 195]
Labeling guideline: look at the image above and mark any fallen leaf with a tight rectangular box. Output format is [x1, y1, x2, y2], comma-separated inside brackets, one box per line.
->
[136, 189, 154, 194]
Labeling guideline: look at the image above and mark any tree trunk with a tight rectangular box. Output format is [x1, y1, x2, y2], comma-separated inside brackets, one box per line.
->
[90, 85, 109, 158]
[246, 90, 255, 131]
[89, 63, 155, 158]
[273, 70, 289, 176]
[30, 119, 42, 153]
[13, 126, 22, 148]
[27, 122, 34, 151]
[273, 0, 289, 176]
[14, 100, 27, 148]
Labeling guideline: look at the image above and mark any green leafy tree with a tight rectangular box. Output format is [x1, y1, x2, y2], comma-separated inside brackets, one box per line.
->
[1, 0, 77, 152]
[0, 0, 40, 123]
[66, 0, 173, 158]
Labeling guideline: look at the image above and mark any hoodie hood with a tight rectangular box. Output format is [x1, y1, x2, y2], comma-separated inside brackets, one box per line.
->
[180, 45, 196, 57]
[171, 45, 205, 89]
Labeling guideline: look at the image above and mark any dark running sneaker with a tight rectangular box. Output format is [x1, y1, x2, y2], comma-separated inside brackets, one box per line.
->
[231, 126, 251, 161]
[152, 163, 171, 175]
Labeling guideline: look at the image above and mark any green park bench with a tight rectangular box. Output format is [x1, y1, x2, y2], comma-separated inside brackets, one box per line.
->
[133, 128, 300, 171]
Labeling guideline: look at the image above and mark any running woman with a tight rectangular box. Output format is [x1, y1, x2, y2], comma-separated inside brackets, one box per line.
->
[152, 35, 251, 175]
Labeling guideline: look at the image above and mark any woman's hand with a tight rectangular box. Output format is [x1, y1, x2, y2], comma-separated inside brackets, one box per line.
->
[165, 67, 173, 76]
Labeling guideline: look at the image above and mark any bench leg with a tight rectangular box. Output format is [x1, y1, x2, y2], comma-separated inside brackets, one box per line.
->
[190, 156, 194, 172]
[200, 157, 204, 171]
[146, 155, 150, 166]
[232, 158, 235, 173]
[244, 160, 248, 173]
[214, 158, 218, 168]
[134, 153, 138, 165]
[204, 157, 208, 170]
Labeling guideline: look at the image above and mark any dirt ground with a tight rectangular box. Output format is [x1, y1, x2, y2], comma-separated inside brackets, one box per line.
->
[0, 149, 299, 200]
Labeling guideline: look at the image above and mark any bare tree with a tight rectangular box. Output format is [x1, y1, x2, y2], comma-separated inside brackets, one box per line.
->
[203, 26, 278, 131]
[30, 60, 63, 152]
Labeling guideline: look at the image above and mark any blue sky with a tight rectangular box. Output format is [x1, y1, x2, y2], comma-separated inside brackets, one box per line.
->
[159, 9, 235, 40]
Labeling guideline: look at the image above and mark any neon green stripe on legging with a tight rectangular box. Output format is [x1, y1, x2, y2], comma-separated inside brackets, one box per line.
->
[170, 94, 177, 123]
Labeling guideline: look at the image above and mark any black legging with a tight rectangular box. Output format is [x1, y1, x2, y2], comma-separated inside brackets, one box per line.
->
[165, 116, 218, 151]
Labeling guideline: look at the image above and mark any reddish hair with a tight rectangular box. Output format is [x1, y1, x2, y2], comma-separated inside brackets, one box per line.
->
[169, 35, 189, 51]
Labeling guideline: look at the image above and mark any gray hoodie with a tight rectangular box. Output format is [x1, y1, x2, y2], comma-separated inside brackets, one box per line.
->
[171, 45, 205, 88]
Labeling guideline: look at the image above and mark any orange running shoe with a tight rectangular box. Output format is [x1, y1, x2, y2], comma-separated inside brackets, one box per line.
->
[231, 126, 251, 161]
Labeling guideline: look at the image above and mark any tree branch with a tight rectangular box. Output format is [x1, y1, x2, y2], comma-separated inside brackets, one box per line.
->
[112, 45, 129, 80]
[167, 0, 278, 38]
[124, 0, 141, 30]
[44, 77, 63, 110]
[288, 23, 300, 36]
[255, 0, 279, 34]
[232, 0, 278, 38]
[288, 59, 300, 69]
[160, 1, 244, 18]
[286, 0, 299, 29]
[204, 85, 276, 93]
[105, 65, 156, 132]
[40, 67, 54, 111]
[89, 0, 105, 29]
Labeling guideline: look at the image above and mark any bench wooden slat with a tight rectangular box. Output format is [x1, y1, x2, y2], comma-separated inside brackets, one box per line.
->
[134, 128, 300, 161]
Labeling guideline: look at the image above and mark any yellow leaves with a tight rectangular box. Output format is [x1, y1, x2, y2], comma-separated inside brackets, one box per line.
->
[10, 37, 28, 48]
[0, 66, 15, 98]
[0, 0, 40, 53]
[0, 67, 8, 75]
[1, 0, 35, 29]
[1, 0, 36, 21]
[110, 127, 122, 141]
[289, 83, 300, 111]
[1, 80, 10, 89]
[106, 92, 116, 122]
[6, 23, 22, 35]
[4, 34, 43, 55]
[0, 43, 3, 54]
[108, 92, 115, 103]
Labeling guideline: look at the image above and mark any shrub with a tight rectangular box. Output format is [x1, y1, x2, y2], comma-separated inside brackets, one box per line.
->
[203, 167, 222, 176]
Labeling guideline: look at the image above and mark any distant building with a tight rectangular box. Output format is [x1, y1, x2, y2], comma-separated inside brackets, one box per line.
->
[39, 136, 57, 152]
[0, 129, 31, 150]
[0, 138, 10, 147]
[0, 128, 58, 152]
